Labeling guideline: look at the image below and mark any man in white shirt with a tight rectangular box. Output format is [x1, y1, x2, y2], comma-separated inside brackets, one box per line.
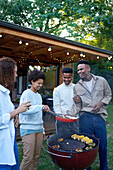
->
[53, 67, 79, 134]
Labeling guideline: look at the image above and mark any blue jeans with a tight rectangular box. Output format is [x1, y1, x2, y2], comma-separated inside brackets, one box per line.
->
[79, 112, 108, 170]
[13, 128, 19, 170]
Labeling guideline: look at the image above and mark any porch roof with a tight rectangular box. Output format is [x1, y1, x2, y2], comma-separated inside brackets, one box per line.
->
[0, 20, 113, 68]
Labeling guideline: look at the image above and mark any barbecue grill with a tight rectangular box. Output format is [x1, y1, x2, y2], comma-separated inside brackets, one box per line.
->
[42, 131, 99, 170]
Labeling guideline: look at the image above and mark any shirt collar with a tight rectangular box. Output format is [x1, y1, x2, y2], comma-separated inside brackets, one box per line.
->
[79, 74, 97, 84]
[91, 74, 98, 80]
[0, 84, 10, 94]
[63, 81, 73, 86]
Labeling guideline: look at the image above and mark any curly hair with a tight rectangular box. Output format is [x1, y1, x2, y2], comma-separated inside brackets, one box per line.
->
[0, 57, 17, 91]
[28, 69, 46, 84]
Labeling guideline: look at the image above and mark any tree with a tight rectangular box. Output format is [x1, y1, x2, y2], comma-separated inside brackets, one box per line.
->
[0, 0, 32, 26]
[78, 0, 113, 51]
[0, 0, 113, 50]
[31, 0, 84, 35]
[26, 0, 113, 50]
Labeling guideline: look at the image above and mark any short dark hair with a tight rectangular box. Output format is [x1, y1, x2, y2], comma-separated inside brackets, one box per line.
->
[28, 69, 46, 84]
[62, 67, 73, 74]
[77, 60, 91, 67]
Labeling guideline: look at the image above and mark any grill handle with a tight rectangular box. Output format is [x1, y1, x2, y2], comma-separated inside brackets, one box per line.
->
[41, 143, 73, 159]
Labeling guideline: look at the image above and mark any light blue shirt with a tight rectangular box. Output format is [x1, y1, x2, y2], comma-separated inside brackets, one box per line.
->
[19, 89, 45, 135]
[20, 128, 43, 137]
[0, 84, 16, 165]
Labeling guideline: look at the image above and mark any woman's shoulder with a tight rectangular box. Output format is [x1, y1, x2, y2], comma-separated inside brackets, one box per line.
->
[21, 89, 32, 96]
[0, 91, 2, 100]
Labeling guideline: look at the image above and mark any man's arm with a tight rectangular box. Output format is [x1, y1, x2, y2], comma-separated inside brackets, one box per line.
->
[53, 88, 61, 114]
[72, 86, 82, 114]
[101, 79, 112, 105]
[92, 79, 112, 112]
[73, 86, 82, 104]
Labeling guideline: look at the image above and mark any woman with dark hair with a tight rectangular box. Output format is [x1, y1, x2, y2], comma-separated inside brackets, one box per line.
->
[19, 69, 50, 170]
[0, 57, 31, 170]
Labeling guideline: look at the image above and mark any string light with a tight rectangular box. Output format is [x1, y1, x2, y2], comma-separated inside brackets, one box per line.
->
[17, 40, 103, 65]
[0, 34, 2, 38]
[16, 42, 106, 65]
[108, 56, 112, 60]
[67, 51, 69, 55]
[25, 42, 29, 46]
[48, 46, 52, 51]
[80, 52, 83, 57]
[19, 40, 22, 44]
[47, 48, 77, 64]
[80, 52, 85, 58]
[97, 56, 99, 59]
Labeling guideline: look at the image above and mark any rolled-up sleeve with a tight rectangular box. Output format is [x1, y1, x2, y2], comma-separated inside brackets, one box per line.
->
[101, 79, 112, 105]
[21, 105, 43, 115]
[20, 92, 43, 115]
[0, 105, 10, 129]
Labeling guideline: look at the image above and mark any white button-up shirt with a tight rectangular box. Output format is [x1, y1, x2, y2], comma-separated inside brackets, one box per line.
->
[0, 84, 16, 165]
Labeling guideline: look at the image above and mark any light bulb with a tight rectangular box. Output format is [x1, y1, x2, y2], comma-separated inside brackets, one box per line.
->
[48, 46, 51, 51]
[19, 40, 22, 44]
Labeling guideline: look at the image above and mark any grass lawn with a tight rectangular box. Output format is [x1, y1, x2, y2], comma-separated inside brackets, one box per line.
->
[18, 104, 113, 170]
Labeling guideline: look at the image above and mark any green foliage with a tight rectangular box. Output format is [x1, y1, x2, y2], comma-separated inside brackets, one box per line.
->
[74, 59, 113, 95]
[0, 0, 33, 26]
[78, 0, 113, 50]
[0, 0, 113, 50]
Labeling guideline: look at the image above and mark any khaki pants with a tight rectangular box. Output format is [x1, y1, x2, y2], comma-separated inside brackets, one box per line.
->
[20, 132, 43, 170]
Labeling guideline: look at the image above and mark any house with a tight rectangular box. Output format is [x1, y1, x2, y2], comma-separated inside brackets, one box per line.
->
[0, 20, 113, 136]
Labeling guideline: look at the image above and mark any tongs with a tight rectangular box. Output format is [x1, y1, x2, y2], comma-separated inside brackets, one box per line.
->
[49, 110, 64, 118]
[49, 110, 78, 120]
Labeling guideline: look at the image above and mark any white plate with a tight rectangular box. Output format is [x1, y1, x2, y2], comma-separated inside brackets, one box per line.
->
[64, 115, 78, 119]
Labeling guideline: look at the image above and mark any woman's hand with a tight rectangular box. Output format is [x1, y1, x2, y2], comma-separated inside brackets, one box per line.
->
[43, 105, 50, 112]
[43, 134, 47, 141]
[14, 115, 19, 128]
[17, 101, 31, 113]
[10, 101, 31, 120]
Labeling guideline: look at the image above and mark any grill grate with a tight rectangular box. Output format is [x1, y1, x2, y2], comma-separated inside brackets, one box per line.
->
[59, 139, 85, 151]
